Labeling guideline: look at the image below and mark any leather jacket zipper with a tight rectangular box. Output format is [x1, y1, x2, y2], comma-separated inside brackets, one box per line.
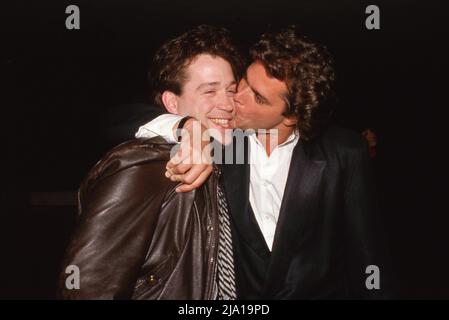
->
[204, 166, 221, 299]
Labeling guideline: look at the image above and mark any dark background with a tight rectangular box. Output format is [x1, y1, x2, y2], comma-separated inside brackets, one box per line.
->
[1, 0, 448, 299]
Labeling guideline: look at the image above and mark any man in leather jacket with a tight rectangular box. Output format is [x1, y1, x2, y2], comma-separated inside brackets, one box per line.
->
[57, 25, 245, 299]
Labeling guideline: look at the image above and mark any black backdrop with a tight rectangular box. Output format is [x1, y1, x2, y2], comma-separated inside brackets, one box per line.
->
[1, 0, 448, 299]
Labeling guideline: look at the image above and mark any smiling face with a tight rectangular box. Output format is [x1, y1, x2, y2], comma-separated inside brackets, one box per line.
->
[233, 61, 296, 132]
[162, 54, 237, 144]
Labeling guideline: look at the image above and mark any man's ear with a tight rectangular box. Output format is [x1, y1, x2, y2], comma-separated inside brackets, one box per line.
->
[161, 91, 179, 114]
[283, 115, 298, 127]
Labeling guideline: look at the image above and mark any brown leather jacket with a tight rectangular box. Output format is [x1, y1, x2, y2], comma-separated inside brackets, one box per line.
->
[57, 137, 220, 299]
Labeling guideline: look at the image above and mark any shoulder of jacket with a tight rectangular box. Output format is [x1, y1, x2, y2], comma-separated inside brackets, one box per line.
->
[83, 137, 175, 187]
[104, 136, 174, 162]
[319, 125, 367, 152]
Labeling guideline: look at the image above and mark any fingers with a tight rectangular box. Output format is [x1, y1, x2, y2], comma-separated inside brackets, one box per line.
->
[167, 142, 212, 172]
[168, 120, 213, 168]
[168, 164, 213, 191]
[174, 166, 213, 193]
[166, 163, 192, 176]
[165, 119, 214, 192]
[169, 163, 212, 183]
[166, 148, 205, 176]
[167, 143, 190, 168]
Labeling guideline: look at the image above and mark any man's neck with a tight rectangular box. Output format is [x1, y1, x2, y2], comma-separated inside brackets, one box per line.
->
[256, 124, 295, 156]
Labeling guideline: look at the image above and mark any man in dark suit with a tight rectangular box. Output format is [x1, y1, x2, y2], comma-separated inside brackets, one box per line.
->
[121, 26, 395, 299]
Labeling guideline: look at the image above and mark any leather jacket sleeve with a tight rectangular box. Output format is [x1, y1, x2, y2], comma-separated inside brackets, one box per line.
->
[57, 139, 176, 299]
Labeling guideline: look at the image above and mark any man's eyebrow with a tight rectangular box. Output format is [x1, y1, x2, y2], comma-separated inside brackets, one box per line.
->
[195, 82, 220, 92]
[226, 80, 237, 87]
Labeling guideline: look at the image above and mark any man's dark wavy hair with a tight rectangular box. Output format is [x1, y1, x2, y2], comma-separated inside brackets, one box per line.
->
[250, 25, 337, 140]
[149, 25, 246, 108]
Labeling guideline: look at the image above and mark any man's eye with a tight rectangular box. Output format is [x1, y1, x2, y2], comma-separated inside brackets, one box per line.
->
[255, 94, 265, 104]
[227, 89, 237, 94]
[204, 90, 216, 95]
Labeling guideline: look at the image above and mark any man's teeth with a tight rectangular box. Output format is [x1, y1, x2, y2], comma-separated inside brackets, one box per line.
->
[211, 118, 229, 125]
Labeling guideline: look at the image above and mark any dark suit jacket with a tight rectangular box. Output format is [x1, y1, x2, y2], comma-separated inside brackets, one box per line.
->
[222, 126, 395, 299]
[100, 103, 166, 150]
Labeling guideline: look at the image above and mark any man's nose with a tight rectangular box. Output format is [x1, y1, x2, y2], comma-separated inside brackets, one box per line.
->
[217, 93, 234, 112]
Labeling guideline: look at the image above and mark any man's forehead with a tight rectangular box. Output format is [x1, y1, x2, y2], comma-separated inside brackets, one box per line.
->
[183, 54, 235, 88]
[245, 62, 288, 97]
[195, 80, 236, 91]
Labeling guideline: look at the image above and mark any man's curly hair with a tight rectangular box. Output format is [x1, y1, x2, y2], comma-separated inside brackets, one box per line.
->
[250, 26, 336, 140]
[150, 25, 246, 108]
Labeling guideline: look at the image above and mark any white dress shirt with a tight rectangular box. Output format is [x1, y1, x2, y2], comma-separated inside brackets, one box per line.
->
[135, 114, 183, 140]
[247, 132, 299, 251]
[135, 115, 299, 251]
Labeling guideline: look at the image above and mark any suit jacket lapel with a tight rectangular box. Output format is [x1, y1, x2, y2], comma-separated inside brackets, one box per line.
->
[221, 139, 270, 257]
[263, 139, 327, 296]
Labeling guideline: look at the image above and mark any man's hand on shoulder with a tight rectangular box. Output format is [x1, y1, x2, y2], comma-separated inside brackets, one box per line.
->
[166, 118, 213, 193]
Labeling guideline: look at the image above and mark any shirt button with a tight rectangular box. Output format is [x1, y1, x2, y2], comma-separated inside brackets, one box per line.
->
[210, 258, 214, 263]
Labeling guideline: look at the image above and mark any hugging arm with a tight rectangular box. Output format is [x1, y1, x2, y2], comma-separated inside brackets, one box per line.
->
[136, 116, 213, 192]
